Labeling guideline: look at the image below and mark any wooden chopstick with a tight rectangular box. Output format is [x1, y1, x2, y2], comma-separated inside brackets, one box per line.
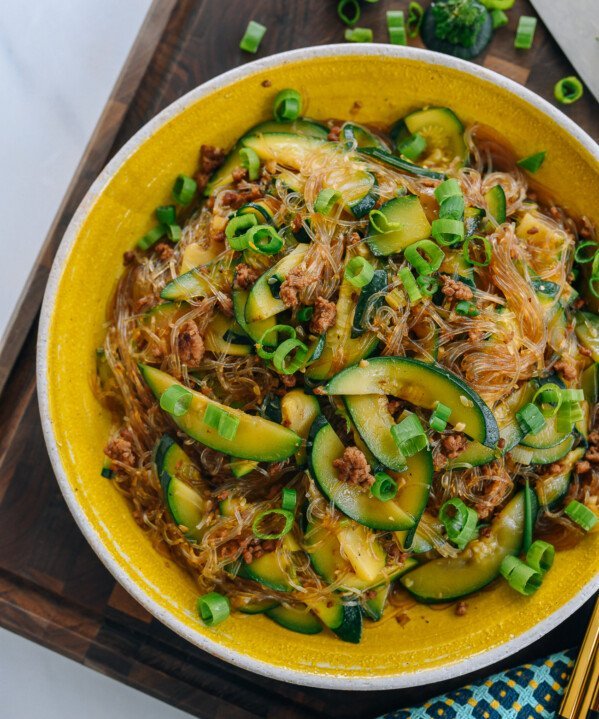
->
[559, 596, 599, 719]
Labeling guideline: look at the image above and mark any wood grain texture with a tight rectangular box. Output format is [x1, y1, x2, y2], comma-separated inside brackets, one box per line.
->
[0, 1, 597, 717]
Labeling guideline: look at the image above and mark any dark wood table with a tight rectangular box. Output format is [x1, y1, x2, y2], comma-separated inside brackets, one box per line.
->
[0, 2, 597, 718]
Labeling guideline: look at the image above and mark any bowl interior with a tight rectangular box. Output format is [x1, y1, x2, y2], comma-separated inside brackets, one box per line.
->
[40, 48, 599, 688]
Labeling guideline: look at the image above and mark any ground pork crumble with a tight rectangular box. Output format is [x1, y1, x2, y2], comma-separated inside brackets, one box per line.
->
[333, 446, 375, 488]
[310, 296, 337, 334]
[177, 320, 205, 366]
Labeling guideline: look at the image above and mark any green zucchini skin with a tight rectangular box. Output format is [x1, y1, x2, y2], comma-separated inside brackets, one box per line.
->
[536, 448, 585, 507]
[485, 184, 507, 224]
[325, 357, 499, 448]
[342, 122, 388, 150]
[359, 147, 446, 180]
[400, 491, 525, 602]
[421, 4, 493, 60]
[351, 269, 387, 338]
[140, 364, 300, 461]
[509, 434, 575, 465]
[362, 584, 389, 622]
[266, 605, 323, 634]
[366, 195, 432, 257]
[332, 603, 362, 644]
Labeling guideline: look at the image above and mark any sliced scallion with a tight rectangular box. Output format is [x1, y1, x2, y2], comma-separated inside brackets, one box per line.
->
[398, 267, 422, 303]
[391, 412, 428, 457]
[225, 213, 258, 250]
[137, 225, 166, 251]
[166, 224, 182, 243]
[491, 9, 508, 28]
[156, 205, 176, 225]
[516, 402, 547, 435]
[256, 324, 295, 360]
[273, 88, 302, 121]
[239, 20, 267, 54]
[273, 338, 309, 375]
[371, 472, 398, 502]
[554, 76, 584, 105]
[416, 274, 439, 297]
[345, 256, 375, 288]
[239, 147, 260, 180]
[345, 27, 373, 42]
[430, 401, 452, 432]
[439, 498, 478, 550]
[252, 508, 294, 539]
[463, 235, 492, 266]
[314, 188, 341, 215]
[434, 178, 461, 204]
[337, 0, 360, 27]
[172, 174, 197, 205]
[514, 15, 537, 50]
[197, 592, 230, 626]
[397, 132, 426, 161]
[500, 555, 542, 595]
[160, 385, 192, 417]
[404, 239, 445, 275]
[296, 306, 314, 322]
[282, 488, 297, 511]
[455, 300, 479, 317]
[574, 241, 598, 264]
[407, 1, 424, 37]
[369, 208, 401, 234]
[526, 540, 555, 573]
[531, 383, 562, 418]
[431, 218, 465, 246]
[439, 194, 465, 221]
[565, 500, 598, 532]
[246, 225, 284, 255]
[204, 404, 240, 440]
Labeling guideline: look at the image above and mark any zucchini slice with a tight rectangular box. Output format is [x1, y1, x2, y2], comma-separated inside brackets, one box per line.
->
[308, 416, 430, 530]
[342, 122, 388, 150]
[510, 434, 575, 465]
[204, 314, 252, 357]
[306, 278, 379, 380]
[581, 363, 599, 404]
[309, 598, 362, 643]
[575, 311, 599, 361]
[229, 458, 258, 478]
[241, 551, 295, 592]
[238, 598, 279, 614]
[245, 245, 309, 323]
[464, 206, 485, 237]
[485, 185, 507, 224]
[280, 389, 321, 465]
[392, 106, 468, 168]
[205, 119, 328, 196]
[232, 284, 276, 343]
[359, 147, 446, 180]
[536, 448, 585, 507]
[400, 491, 525, 602]
[344, 394, 407, 471]
[396, 512, 444, 554]
[366, 195, 432, 257]
[241, 132, 324, 170]
[180, 239, 221, 274]
[140, 364, 301, 461]
[325, 357, 499, 448]
[521, 413, 570, 450]
[155, 435, 207, 541]
[304, 516, 418, 592]
[351, 269, 387, 338]
[161, 252, 234, 302]
[362, 584, 389, 622]
[266, 604, 322, 634]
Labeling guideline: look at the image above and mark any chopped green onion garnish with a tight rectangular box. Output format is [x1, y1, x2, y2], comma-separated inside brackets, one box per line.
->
[166, 224, 181, 243]
[554, 76, 584, 105]
[430, 401, 452, 432]
[557, 401, 583, 433]
[455, 301, 479, 317]
[434, 178, 461, 204]
[345, 256, 375, 288]
[314, 188, 341, 215]
[404, 239, 445, 275]
[282, 488, 297, 511]
[386, 10, 404, 28]
[523, 479, 536, 553]
[532, 383, 562, 418]
[463, 235, 492, 267]
[514, 15, 537, 50]
[517, 151, 546, 173]
[480, 0, 514, 8]
[565, 500, 598, 532]
[239, 20, 266, 54]
[101, 466, 114, 479]
[296, 306, 314, 322]
[239, 147, 260, 181]
[156, 205, 176, 225]
[391, 412, 428, 458]
[491, 9, 508, 29]
[160, 385, 192, 417]
[256, 324, 295, 360]
[203, 404, 240, 440]
[516, 402, 547, 435]
[246, 225, 284, 255]
[386, 11, 406, 44]
[345, 27, 373, 42]
[438, 195, 465, 221]
[526, 540, 555, 574]
[432, 218, 465, 246]
[416, 274, 439, 297]
[397, 132, 426, 161]
[500, 556, 542, 596]
[273, 88, 302, 122]
[574, 241, 598, 264]
[273, 338, 309, 375]
[439, 498, 478, 550]
[197, 592, 230, 626]
[369, 208, 401, 234]
[407, 1, 424, 37]
[337, 0, 360, 26]
[371, 472, 398, 502]
[225, 214, 258, 250]
[589, 276, 599, 299]
[561, 389, 584, 402]
[172, 174, 197, 205]
[137, 225, 165, 251]
[398, 267, 422, 303]
[252, 508, 294, 539]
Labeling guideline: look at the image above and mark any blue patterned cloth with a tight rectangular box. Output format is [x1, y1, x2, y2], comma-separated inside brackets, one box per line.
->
[379, 650, 576, 719]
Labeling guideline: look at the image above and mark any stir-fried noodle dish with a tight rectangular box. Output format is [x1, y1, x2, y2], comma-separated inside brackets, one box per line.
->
[97, 92, 599, 641]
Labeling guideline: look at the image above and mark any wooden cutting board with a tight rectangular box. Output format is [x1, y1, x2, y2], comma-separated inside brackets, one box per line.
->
[0, 2, 597, 718]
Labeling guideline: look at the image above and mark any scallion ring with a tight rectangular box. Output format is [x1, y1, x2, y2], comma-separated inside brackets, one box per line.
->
[431, 218, 465, 246]
[554, 76, 583, 105]
[455, 300, 479, 317]
[239, 147, 260, 181]
[500, 556, 542, 596]
[398, 267, 422, 303]
[397, 132, 426, 161]
[156, 205, 176, 225]
[256, 324, 296, 360]
[463, 235, 492, 267]
[345, 27, 373, 42]
[526, 540, 555, 574]
[273, 338, 309, 375]
[390, 412, 428, 458]
[371, 472, 398, 502]
[416, 275, 439, 297]
[252, 508, 294, 539]
[430, 401, 452, 432]
[314, 188, 341, 215]
[160, 385, 192, 417]
[203, 404, 240, 440]
[516, 402, 547, 435]
[197, 592, 230, 626]
[337, 0, 360, 27]
[588, 275, 599, 299]
[246, 225, 284, 255]
[166, 224, 182, 243]
[345, 256, 375, 288]
[439, 498, 478, 550]
[565, 500, 598, 532]
[531, 383, 562, 418]
[438, 194, 465, 221]
[239, 20, 266, 54]
[137, 225, 165, 251]
[514, 15, 537, 50]
[281, 488, 297, 512]
[574, 240, 598, 264]
[434, 178, 462, 204]
[407, 1, 424, 37]
[273, 88, 302, 122]
[225, 213, 258, 250]
[172, 174, 197, 205]
[404, 239, 445, 275]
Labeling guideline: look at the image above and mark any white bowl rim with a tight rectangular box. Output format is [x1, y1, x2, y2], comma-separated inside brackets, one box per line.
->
[37, 43, 599, 691]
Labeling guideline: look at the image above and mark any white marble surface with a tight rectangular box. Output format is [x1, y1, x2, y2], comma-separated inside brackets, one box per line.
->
[0, 1, 193, 717]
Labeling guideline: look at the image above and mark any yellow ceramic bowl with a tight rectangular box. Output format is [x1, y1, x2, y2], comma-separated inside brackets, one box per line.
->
[38, 46, 599, 690]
